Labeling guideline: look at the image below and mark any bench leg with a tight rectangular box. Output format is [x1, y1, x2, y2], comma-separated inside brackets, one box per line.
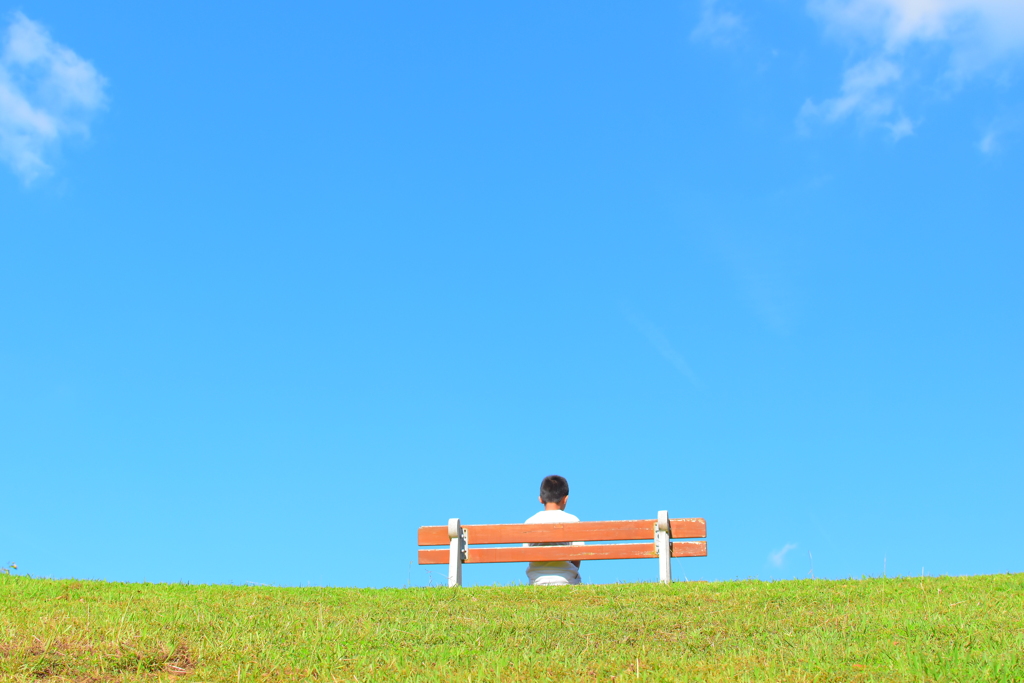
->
[657, 510, 672, 585]
[448, 518, 466, 587]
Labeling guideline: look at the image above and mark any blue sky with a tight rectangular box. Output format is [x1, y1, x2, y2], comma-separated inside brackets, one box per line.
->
[1, 0, 1021, 588]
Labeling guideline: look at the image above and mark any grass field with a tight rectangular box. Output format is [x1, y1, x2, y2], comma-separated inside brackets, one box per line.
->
[1, 573, 1021, 681]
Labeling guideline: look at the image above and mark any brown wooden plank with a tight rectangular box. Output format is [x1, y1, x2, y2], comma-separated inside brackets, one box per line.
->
[668, 518, 707, 540]
[420, 543, 653, 564]
[418, 518, 706, 546]
[418, 541, 708, 564]
[670, 541, 707, 557]
[417, 526, 449, 546]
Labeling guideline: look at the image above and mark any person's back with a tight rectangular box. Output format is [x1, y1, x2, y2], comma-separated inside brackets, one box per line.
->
[525, 475, 581, 586]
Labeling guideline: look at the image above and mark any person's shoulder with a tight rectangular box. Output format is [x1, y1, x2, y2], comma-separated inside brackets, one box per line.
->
[524, 509, 581, 523]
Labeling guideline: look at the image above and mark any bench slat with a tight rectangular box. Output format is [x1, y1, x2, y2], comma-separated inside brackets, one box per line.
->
[418, 541, 707, 564]
[417, 518, 706, 546]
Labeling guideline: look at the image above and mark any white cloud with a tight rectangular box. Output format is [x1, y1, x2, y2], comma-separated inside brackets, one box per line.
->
[691, 0, 745, 46]
[769, 543, 798, 567]
[712, 232, 795, 334]
[978, 129, 995, 152]
[0, 12, 107, 183]
[978, 128, 998, 152]
[811, 0, 1024, 74]
[800, 56, 903, 123]
[886, 114, 915, 139]
[640, 322, 698, 386]
[803, 0, 1024, 136]
[978, 112, 1022, 152]
[624, 308, 699, 387]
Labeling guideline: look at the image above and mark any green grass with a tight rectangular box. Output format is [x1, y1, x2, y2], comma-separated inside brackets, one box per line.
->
[1, 573, 1021, 681]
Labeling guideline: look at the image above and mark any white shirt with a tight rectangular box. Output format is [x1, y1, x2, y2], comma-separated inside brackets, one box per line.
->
[524, 509, 582, 586]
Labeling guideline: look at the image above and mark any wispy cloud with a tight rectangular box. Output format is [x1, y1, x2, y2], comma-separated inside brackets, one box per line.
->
[978, 112, 1022, 154]
[0, 12, 107, 183]
[711, 230, 795, 335]
[979, 127, 998, 153]
[691, 0, 745, 46]
[800, 57, 911, 137]
[625, 308, 699, 387]
[802, 0, 1024, 137]
[769, 543, 798, 567]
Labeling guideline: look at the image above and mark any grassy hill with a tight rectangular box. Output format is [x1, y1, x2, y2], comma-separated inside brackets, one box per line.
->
[1, 573, 1021, 681]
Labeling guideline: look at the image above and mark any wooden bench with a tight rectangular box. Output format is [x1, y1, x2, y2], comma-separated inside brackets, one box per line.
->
[418, 510, 707, 587]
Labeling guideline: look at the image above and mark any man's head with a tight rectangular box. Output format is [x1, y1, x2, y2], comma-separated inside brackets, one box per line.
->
[538, 475, 570, 509]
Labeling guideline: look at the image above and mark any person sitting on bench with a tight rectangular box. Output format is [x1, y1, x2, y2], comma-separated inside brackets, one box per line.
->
[524, 475, 582, 586]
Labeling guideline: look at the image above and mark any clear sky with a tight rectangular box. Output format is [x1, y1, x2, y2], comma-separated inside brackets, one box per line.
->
[2, 1, 1021, 589]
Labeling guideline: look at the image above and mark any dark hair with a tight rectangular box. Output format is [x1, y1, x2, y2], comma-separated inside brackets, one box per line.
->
[539, 475, 570, 504]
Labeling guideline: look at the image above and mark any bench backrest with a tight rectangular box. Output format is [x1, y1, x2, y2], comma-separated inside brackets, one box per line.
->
[418, 512, 706, 586]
